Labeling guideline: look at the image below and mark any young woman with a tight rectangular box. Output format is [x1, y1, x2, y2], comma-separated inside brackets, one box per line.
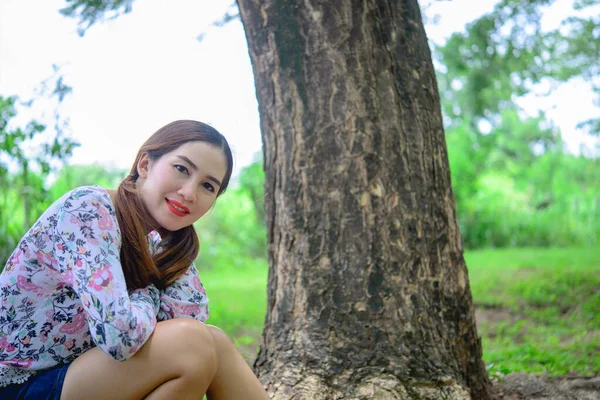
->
[0, 120, 269, 399]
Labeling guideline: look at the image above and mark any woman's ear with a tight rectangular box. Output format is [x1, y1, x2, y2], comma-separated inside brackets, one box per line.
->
[137, 153, 151, 179]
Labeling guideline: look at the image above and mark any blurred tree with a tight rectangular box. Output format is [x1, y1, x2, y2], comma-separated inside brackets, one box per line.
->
[60, 0, 134, 36]
[0, 69, 79, 265]
[437, 0, 599, 136]
[434, 0, 600, 248]
[237, 156, 266, 225]
[195, 160, 267, 270]
[48, 163, 125, 200]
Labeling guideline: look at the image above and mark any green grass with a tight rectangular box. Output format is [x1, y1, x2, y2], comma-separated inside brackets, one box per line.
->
[466, 247, 599, 376]
[198, 247, 599, 375]
[199, 265, 268, 362]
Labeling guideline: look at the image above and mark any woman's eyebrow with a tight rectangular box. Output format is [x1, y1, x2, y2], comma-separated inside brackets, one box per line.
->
[177, 155, 222, 186]
[177, 155, 198, 170]
[207, 176, 222, 186]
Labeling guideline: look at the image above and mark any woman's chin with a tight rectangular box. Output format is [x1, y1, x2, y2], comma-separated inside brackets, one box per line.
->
[154, 219, 187, 233]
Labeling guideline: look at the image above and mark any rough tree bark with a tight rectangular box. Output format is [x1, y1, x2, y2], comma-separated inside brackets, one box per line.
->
[237, 0, 491, 399]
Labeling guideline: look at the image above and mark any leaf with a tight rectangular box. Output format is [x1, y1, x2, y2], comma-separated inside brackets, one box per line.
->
[6, 306, 16, 322]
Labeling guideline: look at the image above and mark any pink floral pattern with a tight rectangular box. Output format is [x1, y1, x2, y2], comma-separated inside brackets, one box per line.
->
[0, 186, 209, 387]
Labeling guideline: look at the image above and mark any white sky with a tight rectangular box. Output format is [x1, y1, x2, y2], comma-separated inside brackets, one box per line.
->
[0, 0, 597, 175]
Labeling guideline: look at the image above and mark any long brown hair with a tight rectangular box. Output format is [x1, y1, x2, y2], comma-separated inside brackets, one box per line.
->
[115, 120, 233, 290]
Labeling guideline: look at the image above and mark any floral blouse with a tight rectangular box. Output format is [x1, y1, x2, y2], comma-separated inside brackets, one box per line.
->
[0, 186, 209, 387]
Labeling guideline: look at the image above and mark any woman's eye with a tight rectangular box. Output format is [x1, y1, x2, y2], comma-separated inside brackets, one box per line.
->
[175, 165, 189, 175]
[203, 182, 215, 193]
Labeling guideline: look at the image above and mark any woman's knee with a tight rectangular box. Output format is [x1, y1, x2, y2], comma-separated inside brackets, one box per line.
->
[204, 324, 238, 356]
[154, 319, 218, 374]
[204, 324, 229, 343]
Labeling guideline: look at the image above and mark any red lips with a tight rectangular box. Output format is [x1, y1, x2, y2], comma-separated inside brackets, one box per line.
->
[165, 199, 190, 217]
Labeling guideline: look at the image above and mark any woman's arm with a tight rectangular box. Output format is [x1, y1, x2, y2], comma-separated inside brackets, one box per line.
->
[53, 187, 159, 361]
[157, 263, 209, 322]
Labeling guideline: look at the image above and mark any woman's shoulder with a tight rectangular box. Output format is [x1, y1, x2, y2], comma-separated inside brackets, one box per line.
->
[16, 187, 119, 254]
[44, 186, 120, 235]
[42, 186, 116, 223]
[67, 185, 112, 201]
[56, 186, 114, 208]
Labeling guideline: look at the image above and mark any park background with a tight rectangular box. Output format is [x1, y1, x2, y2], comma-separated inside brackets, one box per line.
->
[1, 0, 598, 379]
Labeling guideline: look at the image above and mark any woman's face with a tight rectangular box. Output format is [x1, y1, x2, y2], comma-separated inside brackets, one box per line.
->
[136, 141, 228, 231]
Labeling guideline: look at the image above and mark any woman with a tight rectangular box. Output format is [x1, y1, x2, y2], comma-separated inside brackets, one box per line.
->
[0, 120, 269, 399]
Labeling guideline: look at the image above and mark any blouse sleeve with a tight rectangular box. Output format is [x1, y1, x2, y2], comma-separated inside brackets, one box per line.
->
[156, 263, 210, 322]
[52, 187, 159, 361]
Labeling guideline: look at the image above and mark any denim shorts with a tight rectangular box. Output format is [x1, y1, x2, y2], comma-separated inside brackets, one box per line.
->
[0, 364, 70, 400]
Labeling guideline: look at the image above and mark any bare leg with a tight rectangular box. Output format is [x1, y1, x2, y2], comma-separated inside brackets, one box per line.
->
[204, 325, 269, 400]
[60, 319, 218, 400]
[60, 319, 268, 400]
[146, 324, 269, 400]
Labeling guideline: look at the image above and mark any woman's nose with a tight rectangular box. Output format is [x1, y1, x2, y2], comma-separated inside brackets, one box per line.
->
[178, 185, 197, 203]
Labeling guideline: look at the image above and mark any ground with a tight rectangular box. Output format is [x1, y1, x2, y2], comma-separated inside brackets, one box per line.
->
[478, 307, 600, 400]
[233, 306, 599, 399]
[491, 373, 600, 399]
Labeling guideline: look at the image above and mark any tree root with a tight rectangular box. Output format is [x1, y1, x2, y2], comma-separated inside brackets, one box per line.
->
[264, 374, 474, 400]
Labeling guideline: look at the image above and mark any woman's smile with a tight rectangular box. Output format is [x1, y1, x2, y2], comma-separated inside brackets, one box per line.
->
[166, 198, 190, 216]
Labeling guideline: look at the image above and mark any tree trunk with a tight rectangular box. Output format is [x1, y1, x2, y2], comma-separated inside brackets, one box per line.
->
[237, 0, 491, 398]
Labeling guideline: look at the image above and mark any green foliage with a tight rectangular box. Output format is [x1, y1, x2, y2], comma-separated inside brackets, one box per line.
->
[446, 109, 599, 248]
[0, 71, 80, 266]
[194, 160, 267, 270]
[237, 158, 265, 224]
[48, 163, 125, 199]
[437, 0, 600, 136]
[435, 0, 599, 248]
[59, 0, 135, 36]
